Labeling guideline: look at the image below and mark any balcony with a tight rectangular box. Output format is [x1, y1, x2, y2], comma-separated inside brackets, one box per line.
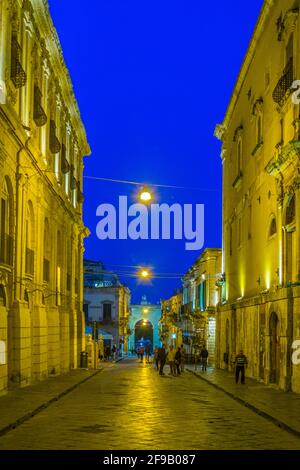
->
[33, 86, 47, 127]
[25, 248, 34, 276]
[0, 234, 13, 266]
[272, 58, 294, 107]
[49, 120, 61, 154]
[11, 36, 26, 89]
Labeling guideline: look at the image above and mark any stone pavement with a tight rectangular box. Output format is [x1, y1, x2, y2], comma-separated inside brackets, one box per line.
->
[0, 358, 299, 450]
[0, 362, 118, 436]
[187, 364, 300, 437]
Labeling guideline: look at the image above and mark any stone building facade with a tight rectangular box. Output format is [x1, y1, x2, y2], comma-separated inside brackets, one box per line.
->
[215, 0, 300, 392]
[0, 0, 90, 394]
[181, 249, 222, 362]
[160, 290, 183, 349]
[83, 261, 131, 353]
[128, 297, 161, 353]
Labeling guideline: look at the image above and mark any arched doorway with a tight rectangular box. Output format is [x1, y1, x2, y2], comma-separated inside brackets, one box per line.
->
[225, 318, 230, 366]
[269, 312, 280, 384]
[135, 320, 153, 352]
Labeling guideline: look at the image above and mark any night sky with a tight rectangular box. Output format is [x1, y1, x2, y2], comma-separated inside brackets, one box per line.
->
[48, 0, 263, 304]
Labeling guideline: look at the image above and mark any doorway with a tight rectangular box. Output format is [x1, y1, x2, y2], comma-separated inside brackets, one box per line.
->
[269, 312, 280, 384]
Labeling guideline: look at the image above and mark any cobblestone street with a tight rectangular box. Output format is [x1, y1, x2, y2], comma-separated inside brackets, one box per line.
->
[0, 358, 300, 450]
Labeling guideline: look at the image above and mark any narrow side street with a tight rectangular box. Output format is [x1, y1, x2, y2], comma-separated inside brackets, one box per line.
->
[0, 359, 299, 450]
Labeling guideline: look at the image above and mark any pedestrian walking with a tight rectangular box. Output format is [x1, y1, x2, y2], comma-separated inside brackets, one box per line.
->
[174, 347, 182, 375]
[158, 344, 167, 376]
[234, 350, 248, 384]
[145, 344, 151, 363]
[140, 346, 145, 363]
[168, 345, 176, 375]
[153, 346, 159, 371]
[200, 345, 209, 371]
[180, 344, 185, 373]
[112, 344, 117, 362]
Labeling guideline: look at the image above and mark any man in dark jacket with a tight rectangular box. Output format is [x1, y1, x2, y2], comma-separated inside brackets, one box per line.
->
[158, 344, 167, 376]
[234, 350, 248, 384]
[200, 345, 209, 371]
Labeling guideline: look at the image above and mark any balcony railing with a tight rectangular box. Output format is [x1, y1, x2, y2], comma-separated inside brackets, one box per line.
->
[0, 234, 13, 266]
[33, 86, 47, 127]
[11, 36, 26, 89]
[43, 258, 50, 282]
[25, 248, 34, 276]
[272, 57, 294, 106]
[49, 120, 61, 154]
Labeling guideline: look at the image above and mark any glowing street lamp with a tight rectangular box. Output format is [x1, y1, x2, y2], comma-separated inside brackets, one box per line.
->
[143, 308, 149, 314]
[138, 187, 152, 203]
[139, 269, 151, 279]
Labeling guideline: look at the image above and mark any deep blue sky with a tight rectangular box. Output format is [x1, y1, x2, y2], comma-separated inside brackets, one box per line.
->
[49, 0, 263, 304]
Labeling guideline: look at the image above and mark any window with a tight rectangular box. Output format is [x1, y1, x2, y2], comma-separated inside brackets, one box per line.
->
[285, 195, 295, 226]
[103, 303, 112, 321]
[0, 179, 13, 266]
[25, 202, 35, 275]
[199, 282, 206, 312]
[237, 139, 242, 174]
[0, 340, 6, 365]
[0, 285, 6, 307]
[248, 205, 252, 240]
[257, 114, 262, 145]
[43, 219, 50, 282]
[269, 217, 277, 237]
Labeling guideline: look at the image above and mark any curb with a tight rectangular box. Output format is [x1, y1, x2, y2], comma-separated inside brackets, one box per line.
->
[187, 368, 300, 440]
[0, 368, 103, 438]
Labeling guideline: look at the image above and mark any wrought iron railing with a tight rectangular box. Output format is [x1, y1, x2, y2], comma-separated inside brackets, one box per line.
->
[11, 35, 26, 88]
[0, 234, 13, 266]
[272, 57, 294, 106]
[33, 86, 47, 127]
[49, 120, 61, 154]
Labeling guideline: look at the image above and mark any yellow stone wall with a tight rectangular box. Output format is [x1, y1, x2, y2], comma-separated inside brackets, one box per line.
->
[216, 0, 300, 392]
[0, 0, 90, 394]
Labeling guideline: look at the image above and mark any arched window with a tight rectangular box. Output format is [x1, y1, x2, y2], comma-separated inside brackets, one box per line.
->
[237, 139, 242, 174]
[0, 285, 6, 307]
[269, 217, 277, 237]
[285, 195, 295, 226]
[25, 201, 35, 275]
[0, 178, 13, 265]
[257, 114, 263, 144]
[43, 218, 51, 282]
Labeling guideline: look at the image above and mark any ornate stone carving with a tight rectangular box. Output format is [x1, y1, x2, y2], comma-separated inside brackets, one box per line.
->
[233, 125, 243, 142]
[277, 9, 299, 42]
[252, 98, 264, 116]
[214, 123, 227, 141]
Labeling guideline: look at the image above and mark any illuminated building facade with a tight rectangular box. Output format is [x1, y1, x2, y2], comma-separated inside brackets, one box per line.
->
[128, 297, 161, 353]
[0, 0, 90, 394]
[83, 261, 131, 353]
[180, 249, 222, 362]
[215, 0, 300, 392]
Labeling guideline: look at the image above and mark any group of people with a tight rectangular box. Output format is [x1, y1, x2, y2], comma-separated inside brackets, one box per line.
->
[153, 344, 184, 376]
[102, 344, 118, 362]
[136, 344, 151, 363]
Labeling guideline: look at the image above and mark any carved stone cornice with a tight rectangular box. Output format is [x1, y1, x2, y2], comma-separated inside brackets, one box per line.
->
[265, 141, 300, 176]
[233, 125, 244, 142]
[214, 123, 227, 142]
[276, 8, 299, 42]
[252, 98, 264, 116]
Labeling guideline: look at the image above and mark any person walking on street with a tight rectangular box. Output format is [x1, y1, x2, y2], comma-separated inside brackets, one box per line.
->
[200, 345, 209, 371]
[153, 346, 159, 371]
[140, 346, 145, 363]
[158, 344, 167, 376]
[168, 345, 176, 375]
[234, 350, 248, 384]
[174, 347, 182, 375]
[180, 344, 185, 373]
[145, 344, 151, 363]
